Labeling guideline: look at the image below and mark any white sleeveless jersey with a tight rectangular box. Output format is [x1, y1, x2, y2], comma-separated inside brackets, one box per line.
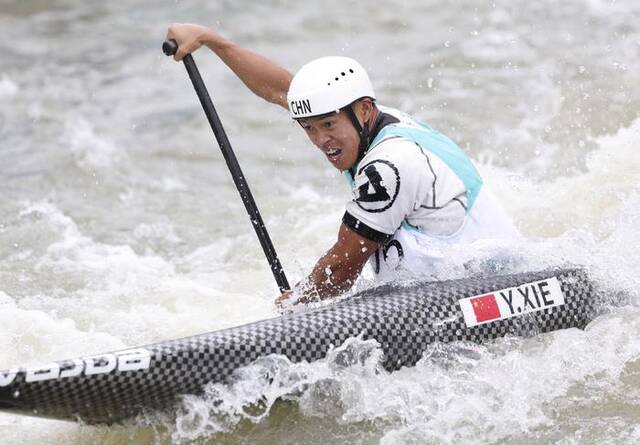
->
[342, 106, 520, 279]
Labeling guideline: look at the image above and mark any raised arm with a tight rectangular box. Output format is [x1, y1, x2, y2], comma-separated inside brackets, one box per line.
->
[166, 23, 292, 109]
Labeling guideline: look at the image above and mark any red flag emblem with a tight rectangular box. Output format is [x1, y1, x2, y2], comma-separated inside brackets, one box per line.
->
[470, 294, 501, 323]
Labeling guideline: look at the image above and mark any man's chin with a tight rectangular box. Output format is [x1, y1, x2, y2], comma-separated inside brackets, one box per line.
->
[333, 162, 353, 171]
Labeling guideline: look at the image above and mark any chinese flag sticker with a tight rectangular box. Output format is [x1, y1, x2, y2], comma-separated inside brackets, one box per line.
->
[471, 294, 501, 323]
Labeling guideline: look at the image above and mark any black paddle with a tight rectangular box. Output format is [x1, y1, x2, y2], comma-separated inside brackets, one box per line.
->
[162, 39, 290, 293]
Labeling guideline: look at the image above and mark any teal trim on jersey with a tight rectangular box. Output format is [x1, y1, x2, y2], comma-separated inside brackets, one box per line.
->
[370, 121, 483, 211]
[344, 170, 355, 189]
[401, 220, 421, 233]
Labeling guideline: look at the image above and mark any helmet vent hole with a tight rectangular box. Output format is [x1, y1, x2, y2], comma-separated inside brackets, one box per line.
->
[341, 72, 345, 76]
[335, 77, 339, 81]
[349, 69, 354, 73]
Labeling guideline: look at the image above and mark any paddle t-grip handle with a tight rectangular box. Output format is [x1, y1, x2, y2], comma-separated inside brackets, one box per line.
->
[162, 39, 178, 56]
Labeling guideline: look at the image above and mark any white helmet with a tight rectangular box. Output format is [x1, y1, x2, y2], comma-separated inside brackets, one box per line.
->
[287, 56, 375, 119]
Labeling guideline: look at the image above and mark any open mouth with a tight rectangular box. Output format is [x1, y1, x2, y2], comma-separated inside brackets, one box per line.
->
[325, 147, 342, 161]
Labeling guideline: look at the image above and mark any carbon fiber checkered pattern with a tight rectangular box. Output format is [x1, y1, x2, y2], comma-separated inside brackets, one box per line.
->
[0, 268, 598, 423]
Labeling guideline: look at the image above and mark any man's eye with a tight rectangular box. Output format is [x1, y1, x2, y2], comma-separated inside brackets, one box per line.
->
[323, 121, 333, 128]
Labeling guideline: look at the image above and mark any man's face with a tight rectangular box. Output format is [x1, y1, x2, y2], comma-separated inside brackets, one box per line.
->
[298, 111, 360, 171]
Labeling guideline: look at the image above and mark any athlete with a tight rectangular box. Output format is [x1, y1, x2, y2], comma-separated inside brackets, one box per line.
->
[166, 24, 520, 305]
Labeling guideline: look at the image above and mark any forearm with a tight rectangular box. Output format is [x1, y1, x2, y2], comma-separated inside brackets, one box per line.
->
[275, 225, 378, 307]
[167, 23, 292, 109]
[204, 36, 292, 109]
[301, 247, 364, 300]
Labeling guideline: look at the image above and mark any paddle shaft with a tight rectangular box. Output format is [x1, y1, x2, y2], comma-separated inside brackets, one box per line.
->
[163, 40, 290, 293]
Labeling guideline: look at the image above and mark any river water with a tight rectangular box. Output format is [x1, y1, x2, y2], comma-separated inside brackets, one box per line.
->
[0, 0, 639, 443]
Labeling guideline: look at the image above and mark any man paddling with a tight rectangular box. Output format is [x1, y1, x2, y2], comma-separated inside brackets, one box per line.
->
[166, 23, 520, 305]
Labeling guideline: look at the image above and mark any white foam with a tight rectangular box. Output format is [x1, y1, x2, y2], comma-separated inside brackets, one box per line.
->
[0, 299, 124, 368]
[160, 177, 189, 192]
[169, 335, 382, 441]
[482, 118, 640, 238]
[2, 2, 640, 442]
[15, 201, 276, 348]
[0, 74, 19, 98]
[65, 117, 124, 170]
[160, 307, 640, 443]
[133, 220, 183, 245]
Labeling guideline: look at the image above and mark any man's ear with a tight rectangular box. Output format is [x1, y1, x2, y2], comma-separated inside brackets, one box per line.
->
[356, 98, 374, 122]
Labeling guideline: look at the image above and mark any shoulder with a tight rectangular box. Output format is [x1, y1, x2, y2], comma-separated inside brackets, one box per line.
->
[351, 139, 428, 214]
[361, 135, 426, 175]
[368, 106, 428, 157]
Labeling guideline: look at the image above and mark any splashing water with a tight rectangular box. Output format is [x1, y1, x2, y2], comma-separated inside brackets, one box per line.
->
[1, 0, 639, 443]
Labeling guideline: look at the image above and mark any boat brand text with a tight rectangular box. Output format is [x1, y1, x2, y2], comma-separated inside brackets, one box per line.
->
[0, 348, 152, 387]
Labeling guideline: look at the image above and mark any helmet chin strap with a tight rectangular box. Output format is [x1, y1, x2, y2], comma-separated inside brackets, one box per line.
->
[344, 104, 371, 165]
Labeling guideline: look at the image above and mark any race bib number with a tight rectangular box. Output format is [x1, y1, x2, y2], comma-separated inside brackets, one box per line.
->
[458, 277, 565, 327]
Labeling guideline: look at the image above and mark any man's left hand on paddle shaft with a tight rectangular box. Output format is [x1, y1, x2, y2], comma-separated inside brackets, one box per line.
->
[275, 291, 293, 307]
[274, 224, 379, 306]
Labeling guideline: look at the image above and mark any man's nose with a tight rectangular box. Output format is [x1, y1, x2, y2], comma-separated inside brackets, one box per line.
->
[315, 130, 331, 147]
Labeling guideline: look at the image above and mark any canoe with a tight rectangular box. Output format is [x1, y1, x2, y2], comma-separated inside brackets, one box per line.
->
[0, 268, 598, 423]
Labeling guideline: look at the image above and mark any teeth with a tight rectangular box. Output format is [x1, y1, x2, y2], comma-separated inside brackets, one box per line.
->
[326, 148, 340, 156]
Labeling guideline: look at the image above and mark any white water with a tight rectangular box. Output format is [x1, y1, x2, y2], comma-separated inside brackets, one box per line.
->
[0, 0, 639, 443]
